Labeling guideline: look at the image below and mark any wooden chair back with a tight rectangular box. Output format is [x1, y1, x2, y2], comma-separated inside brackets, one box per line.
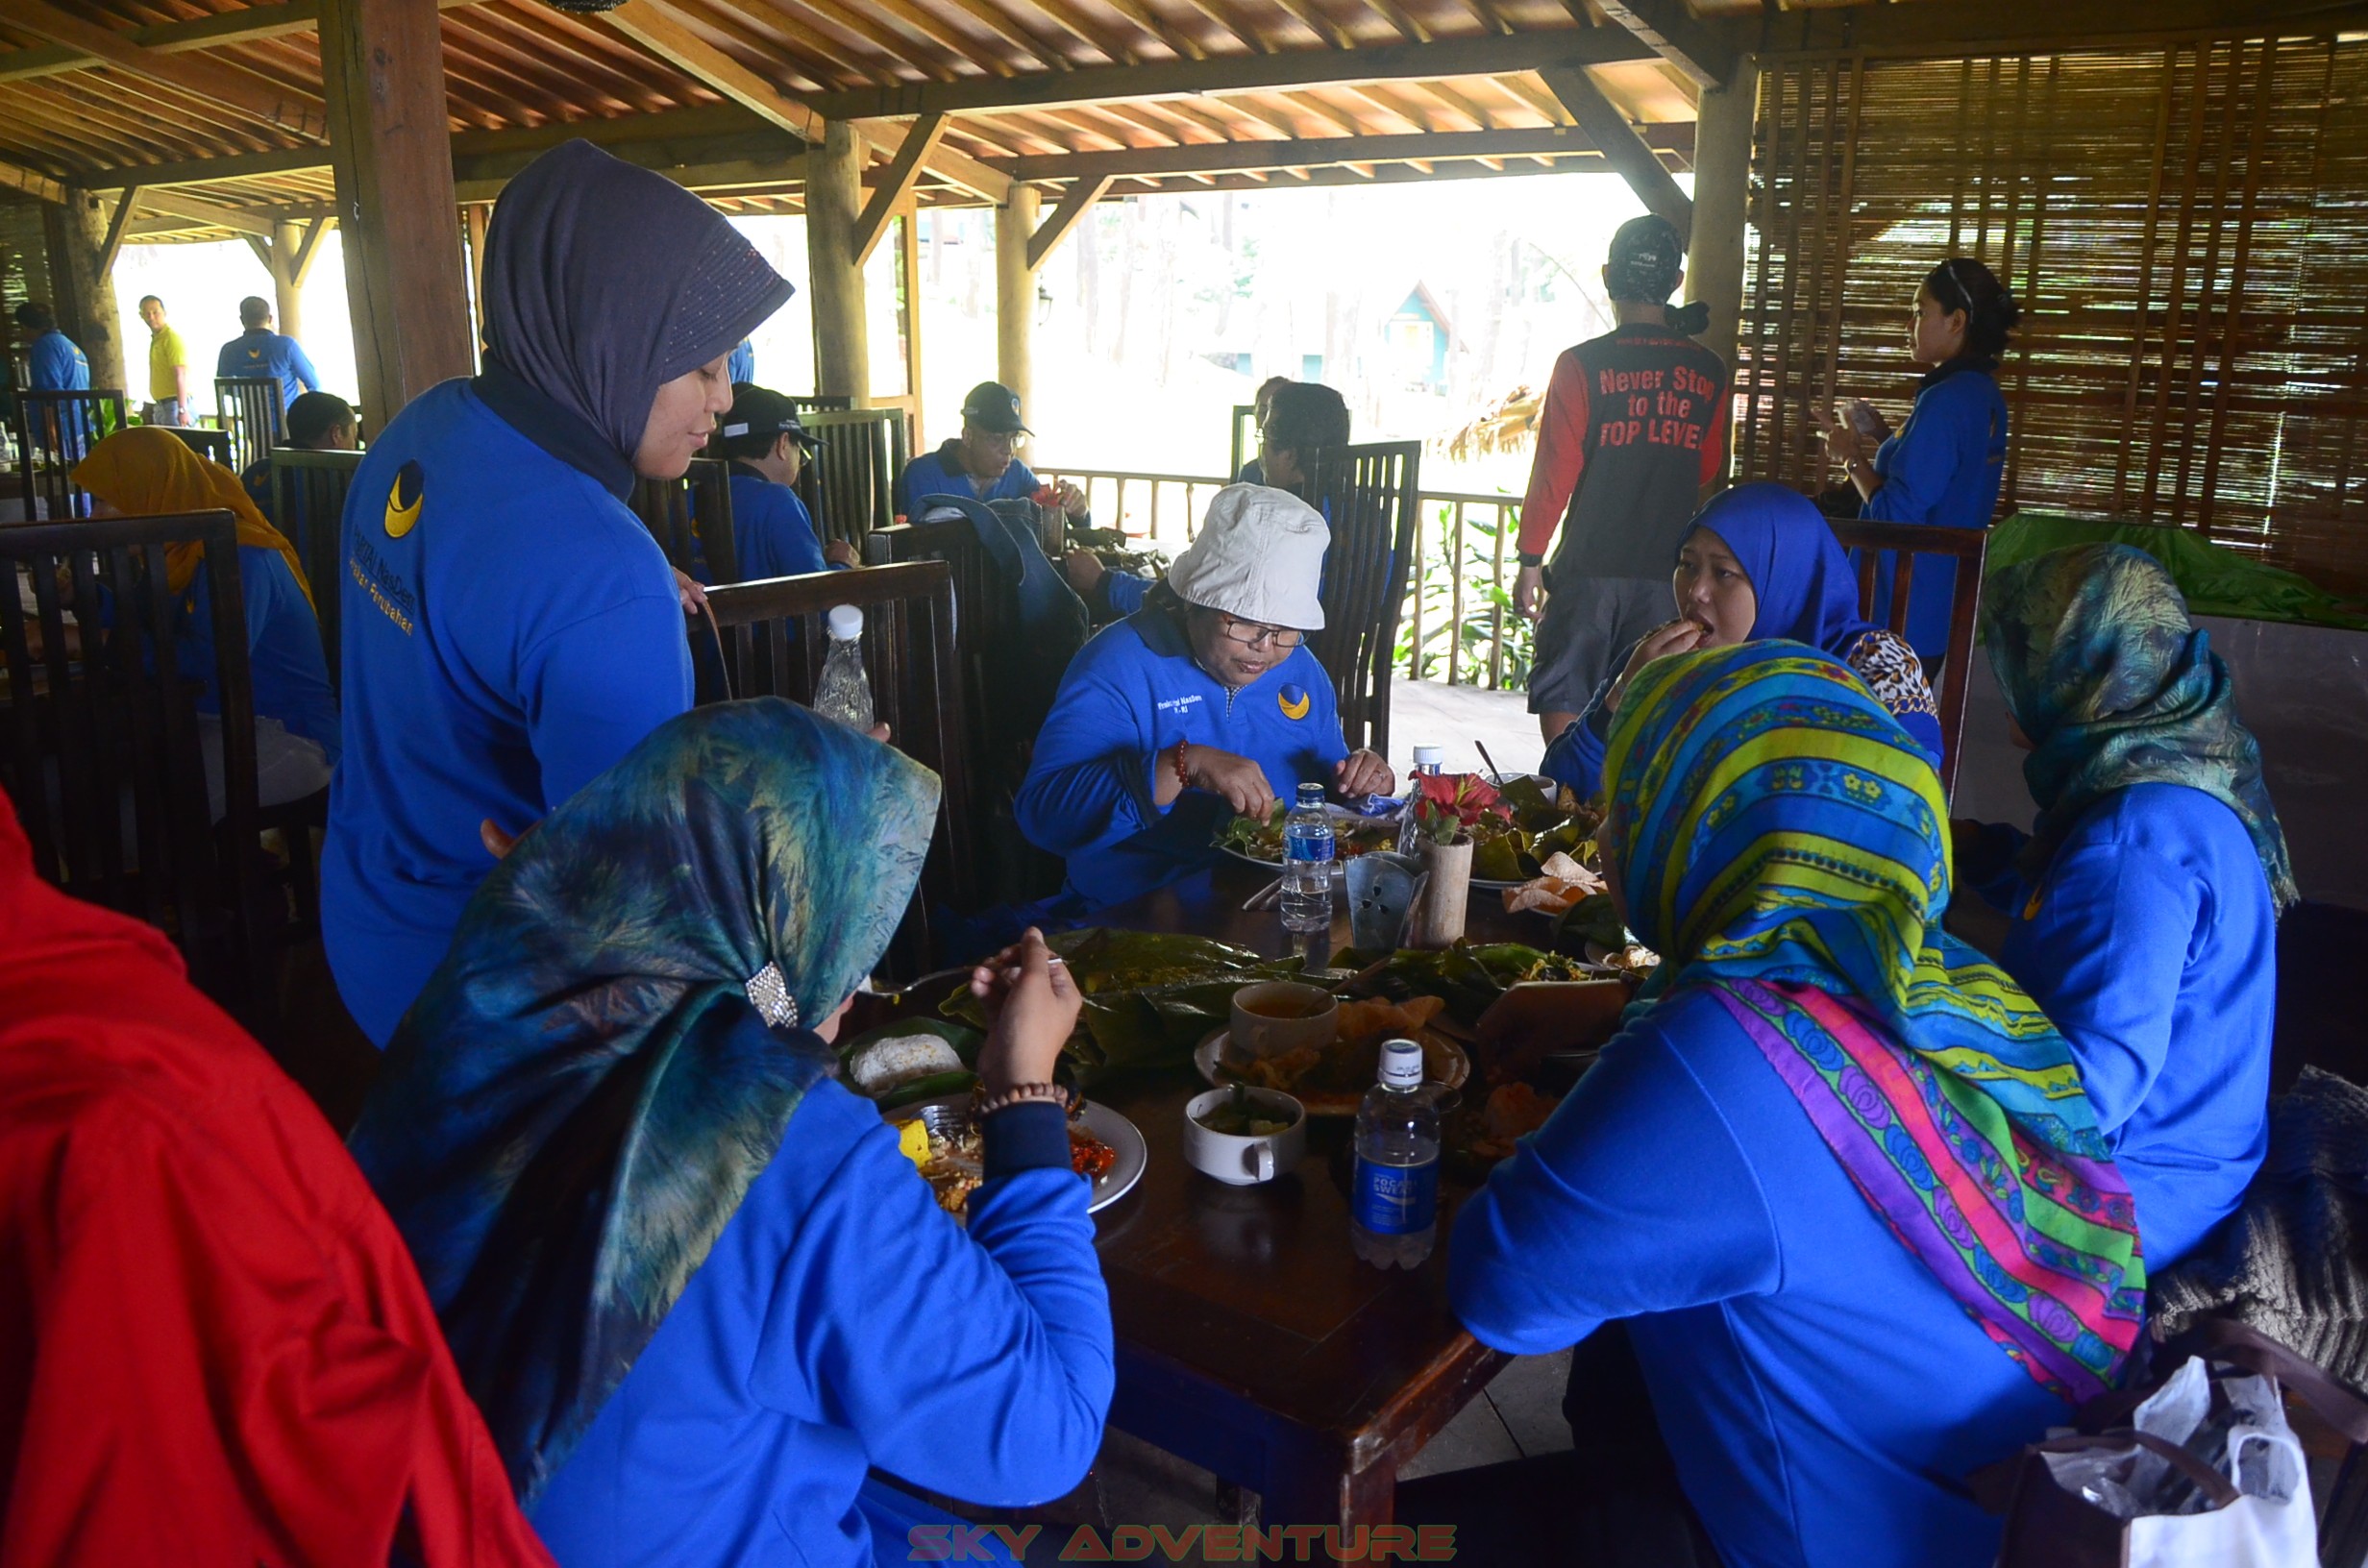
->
[265, 448, 364, 684]
[12, 389, 124, 520]
[1829, 519, 1988, 798]
[803, 407, 910, 551]
[695, 560, 975, 971]
[162, 426, 234, 468]
[633, 458, 737, 584]
[1302, 439, 1422, 757]
[213, 377, 284, 476]
[1230, 403, 1259, 479]
[0, 511, 275, 1025]
[786, 394, 852, 418]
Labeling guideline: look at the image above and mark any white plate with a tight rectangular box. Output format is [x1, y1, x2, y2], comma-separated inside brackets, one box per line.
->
[885, 1094, 1146, 1215]
[1215, 801, 1404, 873]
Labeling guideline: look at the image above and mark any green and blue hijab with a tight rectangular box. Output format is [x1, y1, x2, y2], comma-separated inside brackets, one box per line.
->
[349, 698, 939, 1503]
[1984, 542, 2297, 912]
[1604, 642, 2146, 1402]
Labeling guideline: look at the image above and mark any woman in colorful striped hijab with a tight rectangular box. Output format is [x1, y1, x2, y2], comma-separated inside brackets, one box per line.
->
[1449, 640, 2144, 1568]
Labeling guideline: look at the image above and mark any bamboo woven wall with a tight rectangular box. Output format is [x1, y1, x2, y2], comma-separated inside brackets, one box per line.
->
[1739, 36, 2368, 593]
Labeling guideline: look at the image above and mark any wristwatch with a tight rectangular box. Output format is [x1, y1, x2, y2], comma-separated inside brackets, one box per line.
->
[1517, 552, 1545, 569]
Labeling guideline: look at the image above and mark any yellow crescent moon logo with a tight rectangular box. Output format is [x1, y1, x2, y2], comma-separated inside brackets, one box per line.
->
[1278, 688, 1311, 721]
[383, 461, 424, 538]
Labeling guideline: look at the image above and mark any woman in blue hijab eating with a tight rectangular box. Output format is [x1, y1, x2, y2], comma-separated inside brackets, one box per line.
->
[325, 139, 799, 1048]
[349, 699, 1113, 1567]
[1542, 481, 1942, 797]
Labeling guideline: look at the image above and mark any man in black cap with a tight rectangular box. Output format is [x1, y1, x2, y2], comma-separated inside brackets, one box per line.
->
[710, 384, 855, 583]
[893, 380, 1088, 522]
[1514, 214, 1729, 744]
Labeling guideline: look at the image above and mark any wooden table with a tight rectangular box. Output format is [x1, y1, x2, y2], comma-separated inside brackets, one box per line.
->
[1069, 859, 1558, 1550]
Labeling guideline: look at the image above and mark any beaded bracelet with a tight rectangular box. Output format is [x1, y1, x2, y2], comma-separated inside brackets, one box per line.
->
[977, 1082, 1070, 1116]
[1172, 742, 1192, 792]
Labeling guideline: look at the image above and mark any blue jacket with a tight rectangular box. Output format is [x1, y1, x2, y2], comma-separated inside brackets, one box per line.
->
[1017, 607, 1349, 908]
[323, 374, 693, 1046]
[531, 1071, 1110, 1568]
[1861, 362, 2009, 659]
[712, 468, 835, 583]
[1450, 985, 2070, 1568]
[1990, 783, 2275, 1267]
[727, 339, 754, 385]
[28, 329, 88, 392]
[216, 329, 322, 410]
[178, 546, 340, 768]
[894, 441, 1045, 515]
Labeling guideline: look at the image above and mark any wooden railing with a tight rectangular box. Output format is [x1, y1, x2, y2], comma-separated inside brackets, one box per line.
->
[1039, 466, 1534, 693]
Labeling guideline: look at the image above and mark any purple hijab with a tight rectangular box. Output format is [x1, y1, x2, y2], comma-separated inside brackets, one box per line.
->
[481, 140, 795, 464]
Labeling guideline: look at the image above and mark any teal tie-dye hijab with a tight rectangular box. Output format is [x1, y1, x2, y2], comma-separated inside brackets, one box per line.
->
[348, 698, 939, 1504]
[1983, 543, 2297, 912]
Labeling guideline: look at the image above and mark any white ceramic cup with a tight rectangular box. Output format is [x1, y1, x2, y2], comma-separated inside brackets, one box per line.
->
[1184, 1088, 1308, 1186]
[1228, 979, 1338, 1062]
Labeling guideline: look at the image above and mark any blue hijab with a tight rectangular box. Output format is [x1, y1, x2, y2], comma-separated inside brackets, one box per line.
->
[1690, 481, 1886, 656]
[348, 699, 939, 1504]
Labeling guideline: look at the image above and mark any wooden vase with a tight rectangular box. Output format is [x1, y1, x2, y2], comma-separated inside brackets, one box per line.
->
[1410, 835, 1472, 949]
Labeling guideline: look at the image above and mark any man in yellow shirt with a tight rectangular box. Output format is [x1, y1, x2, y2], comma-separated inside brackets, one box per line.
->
[139, 295, 191, 427]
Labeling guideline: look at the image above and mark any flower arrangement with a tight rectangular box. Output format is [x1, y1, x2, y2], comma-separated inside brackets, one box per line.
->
[1407, 772, 1511, 846]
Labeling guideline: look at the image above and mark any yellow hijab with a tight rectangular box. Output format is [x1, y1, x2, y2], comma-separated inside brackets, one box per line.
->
[71, 427, 314, 611]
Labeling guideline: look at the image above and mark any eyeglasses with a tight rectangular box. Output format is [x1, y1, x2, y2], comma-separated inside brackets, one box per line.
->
[966, 426, 1025, 452]
[1217, 614, 1303, 649]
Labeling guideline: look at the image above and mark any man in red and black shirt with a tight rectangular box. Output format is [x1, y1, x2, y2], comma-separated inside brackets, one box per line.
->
[1515, 216, 1730, 741]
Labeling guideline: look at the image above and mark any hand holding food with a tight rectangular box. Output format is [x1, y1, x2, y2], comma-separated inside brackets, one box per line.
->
[1063, 547, 1107, 595]
[971, 927, 1081, 1098]
[1607, 619, 1708, 715]
[1187, 746, 1276, 821]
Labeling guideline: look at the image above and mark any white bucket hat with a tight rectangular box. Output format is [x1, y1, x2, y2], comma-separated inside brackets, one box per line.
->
[1165, 484, 1328, 631]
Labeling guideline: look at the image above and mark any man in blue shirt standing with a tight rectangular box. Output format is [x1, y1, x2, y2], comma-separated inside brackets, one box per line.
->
[894, 380, 1089, 524]
[15, 302, 88, 391]
[706, 384, 854, 582]
[216, 296, 321, 411]
[727, 337, 755, 385]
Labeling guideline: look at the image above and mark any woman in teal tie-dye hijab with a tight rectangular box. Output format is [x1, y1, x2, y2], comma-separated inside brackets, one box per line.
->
[1964, 541, 2287, 1266]
[350, 698, 1114, 1568]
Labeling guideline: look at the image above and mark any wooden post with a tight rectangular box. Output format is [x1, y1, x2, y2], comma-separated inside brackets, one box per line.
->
[1687, 59, 1760, 404]
[996, 182, 1039, 432]
[269, 216, 307, 343]
[319, 0, 473, 427]
[899, 198, 925, 447]
[804, 121, 869, 403]
[463, 202, 488, 360]
[54, 189, 126, 392]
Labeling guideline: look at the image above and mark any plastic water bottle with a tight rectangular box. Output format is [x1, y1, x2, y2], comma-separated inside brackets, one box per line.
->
[1411, 745, 1444, 777]
[812, 604, 875, 732]
[1350, 1039, 1440, 1269]
[1280, 782, 1334, 966]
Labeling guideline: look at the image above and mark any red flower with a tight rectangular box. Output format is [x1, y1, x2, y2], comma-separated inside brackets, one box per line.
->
[1412, 772, 1510, 837]
[1032, 483, 1059, 506]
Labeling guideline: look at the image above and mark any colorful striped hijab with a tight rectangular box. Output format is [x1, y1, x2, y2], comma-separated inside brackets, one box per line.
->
[349, 698, 939, 1503]
[1984, 542, 2297, 912]
[1603, 641, 2146, 1401]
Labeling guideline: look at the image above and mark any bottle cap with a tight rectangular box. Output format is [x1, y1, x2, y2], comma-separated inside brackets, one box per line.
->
[1378, 1038, 1423, 1088]
[1412, 745, 1444, 770]
[826, 604, 863, 641]
[1296, 782, 1325, 804]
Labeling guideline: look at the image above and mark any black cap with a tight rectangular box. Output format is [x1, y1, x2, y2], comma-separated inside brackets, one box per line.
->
[720, 384, 819, 450]
[959, 380, 1030, 434]
[1606, 214, 1686, 304]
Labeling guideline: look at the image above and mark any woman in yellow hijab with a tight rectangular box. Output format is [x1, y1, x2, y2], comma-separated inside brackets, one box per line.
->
[73, 428, 340, 809]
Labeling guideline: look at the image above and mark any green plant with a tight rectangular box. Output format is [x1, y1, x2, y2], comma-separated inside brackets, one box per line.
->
[1394, 498, 1534, 691]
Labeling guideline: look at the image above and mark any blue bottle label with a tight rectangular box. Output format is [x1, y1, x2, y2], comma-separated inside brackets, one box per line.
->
[1284, 827, 1336, 863]
[1351, 1154, 1438, 1235]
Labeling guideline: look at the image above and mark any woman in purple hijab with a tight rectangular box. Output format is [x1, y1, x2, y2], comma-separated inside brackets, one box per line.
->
[322, 138, 798, 1048]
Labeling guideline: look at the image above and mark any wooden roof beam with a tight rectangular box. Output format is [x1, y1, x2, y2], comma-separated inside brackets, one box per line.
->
[0, 0, 325, 136]
[97, 184, 137, 269]
[135, 187, 275, 236]
[0, 0, 483, 86]
[1541, 62, 1690, 233]
[1001, 123, 1641, 180]
[808, 28, 1656, 119]
[1593, 0, 1735, 90]
[0, 156, 66, 204]
[1026, 173, 1111, 267]
[852, 111, 944, 265]
[1762, 0, 2368, 58]
[601, 0, 826, 140]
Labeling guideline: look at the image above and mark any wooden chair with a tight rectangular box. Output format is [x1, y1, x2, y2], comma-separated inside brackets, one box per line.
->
[214, 377, 284, 476]
[1829, 520, 1988, 797]
[633, 458, 737, 584]
[803, 407, 910, 551]
[162, 426, 235, 468]
[12, 389, 124, 520]
[1229, 402, 1259, 479]
[265, 448, 364, 685]
[865, 518, 1070, 905]
[695, 560, 975, 972]
[0, 511, 279, 1030]
[786, 394, 852, 419]
[1302, 439, 1422, 757]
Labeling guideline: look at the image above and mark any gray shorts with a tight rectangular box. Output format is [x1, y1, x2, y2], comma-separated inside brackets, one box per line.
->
[1528, 575, 1672, 715]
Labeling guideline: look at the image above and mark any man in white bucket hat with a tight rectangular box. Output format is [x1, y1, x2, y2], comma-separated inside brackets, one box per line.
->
[1017, 484, 1394, 908]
